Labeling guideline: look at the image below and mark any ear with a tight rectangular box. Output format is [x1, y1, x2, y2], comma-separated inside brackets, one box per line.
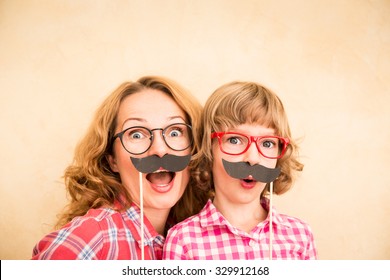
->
[107, 154, 119, 172]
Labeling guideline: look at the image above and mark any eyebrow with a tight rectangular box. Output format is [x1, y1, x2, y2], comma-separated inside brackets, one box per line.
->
[228, 128, 276, 136]
[121, 116, 186, 128]
[168, 116, 186, 122]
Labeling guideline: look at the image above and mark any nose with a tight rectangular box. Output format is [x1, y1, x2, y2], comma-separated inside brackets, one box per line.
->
[147, 129, 169, 157]
[243, 141, 263, 166]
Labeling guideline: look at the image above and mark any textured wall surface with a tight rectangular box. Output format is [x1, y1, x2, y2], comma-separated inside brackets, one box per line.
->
[1, 0, 389, 259]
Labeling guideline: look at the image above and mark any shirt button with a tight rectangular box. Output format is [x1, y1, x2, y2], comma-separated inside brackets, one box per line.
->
[249, 240, 255, 247]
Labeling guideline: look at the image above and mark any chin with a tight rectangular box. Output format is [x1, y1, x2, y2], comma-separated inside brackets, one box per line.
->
[153, 185, 185, 208]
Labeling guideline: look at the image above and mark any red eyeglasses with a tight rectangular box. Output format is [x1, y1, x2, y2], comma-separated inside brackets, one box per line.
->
[211, 132, 289, 159]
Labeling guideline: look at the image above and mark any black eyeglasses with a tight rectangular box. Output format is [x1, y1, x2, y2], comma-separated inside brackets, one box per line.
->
[113, 123, 193, 155]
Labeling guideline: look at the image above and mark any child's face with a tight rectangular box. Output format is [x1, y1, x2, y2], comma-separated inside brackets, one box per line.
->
[212, 123, 278, 205]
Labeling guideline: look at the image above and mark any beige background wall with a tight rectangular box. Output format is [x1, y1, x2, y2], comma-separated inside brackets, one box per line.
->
[1, 0, 389, 260]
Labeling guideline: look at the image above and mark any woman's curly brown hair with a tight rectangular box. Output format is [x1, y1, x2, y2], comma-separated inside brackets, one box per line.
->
[55, 76, 208, 229]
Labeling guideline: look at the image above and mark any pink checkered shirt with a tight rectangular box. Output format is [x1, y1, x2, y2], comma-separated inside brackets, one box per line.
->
[32, 203, 164, 260]
[163, 199, 317, 260]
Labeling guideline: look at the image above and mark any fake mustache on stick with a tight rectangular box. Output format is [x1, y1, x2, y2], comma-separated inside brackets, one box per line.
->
[222, 159, 280, 183]
[131, 154, 191, 173]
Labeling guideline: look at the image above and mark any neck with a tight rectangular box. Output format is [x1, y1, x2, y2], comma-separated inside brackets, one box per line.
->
[143, 207, 170, 236]
[212, 196, 267, 233]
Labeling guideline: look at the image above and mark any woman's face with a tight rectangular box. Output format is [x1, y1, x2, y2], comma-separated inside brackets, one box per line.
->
[212, 123, 278, 206]
[109, 89, 190, 212]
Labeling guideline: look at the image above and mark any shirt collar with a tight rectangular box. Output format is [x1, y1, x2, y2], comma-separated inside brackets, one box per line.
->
[199, 199, 226, 228]
[200, 198, 292, 230]
[261, 197, 292, 228]
[124, 203, 165, 246]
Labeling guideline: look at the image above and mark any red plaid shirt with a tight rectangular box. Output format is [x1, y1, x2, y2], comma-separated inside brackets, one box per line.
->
[163, 199, 317, 260]
[32, 203, 164, 260]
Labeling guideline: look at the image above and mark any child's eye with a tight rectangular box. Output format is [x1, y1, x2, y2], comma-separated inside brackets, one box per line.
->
[226, 135, 246, 145]
[260, 139, 277, 149]
[228, 137, 240, 145]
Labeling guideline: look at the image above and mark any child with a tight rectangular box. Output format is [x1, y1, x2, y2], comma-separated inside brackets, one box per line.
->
[163, 81, 317, 260]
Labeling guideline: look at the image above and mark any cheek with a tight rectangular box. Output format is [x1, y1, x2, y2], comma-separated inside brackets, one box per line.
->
[178, 167, 190, 188]
[212, 159, 225, 180]
[212, 149, 232, 184]
[171, 167, 190, 199]
[113, 146, 139, 181]
[262, 158, 278, 169]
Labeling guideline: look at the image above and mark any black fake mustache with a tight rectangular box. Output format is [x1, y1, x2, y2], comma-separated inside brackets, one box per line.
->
[130, 154, 191, 173]
[222, 159, 280, 183]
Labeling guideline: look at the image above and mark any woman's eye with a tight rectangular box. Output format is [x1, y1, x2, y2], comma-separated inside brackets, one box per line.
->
[130, 132, 143, 139]
[168, 129, 182, 137]
[125, 129, 148, 140]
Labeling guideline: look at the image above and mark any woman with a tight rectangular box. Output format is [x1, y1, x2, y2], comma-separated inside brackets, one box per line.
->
[32, 76, 208, 259]
[163, 81, 317, 260]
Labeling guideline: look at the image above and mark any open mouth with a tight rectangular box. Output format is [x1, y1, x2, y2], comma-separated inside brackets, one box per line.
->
[145, 169, 176, 193]
[243, 175, 256, 183]
[243, 178, 254, 183]
[240, 176, 257, 189]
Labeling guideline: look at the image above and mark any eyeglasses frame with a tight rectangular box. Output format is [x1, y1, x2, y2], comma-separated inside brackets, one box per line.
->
[211, 131, 290, 159]
[113, 123, 193, 155]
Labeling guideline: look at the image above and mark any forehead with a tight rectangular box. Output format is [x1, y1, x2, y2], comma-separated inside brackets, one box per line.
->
[116, 89, 186, 128]
[215, 111, 276, 132]
[228, 123, 276, 135]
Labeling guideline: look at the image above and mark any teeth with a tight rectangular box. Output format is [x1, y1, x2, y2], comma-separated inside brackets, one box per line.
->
[154, 169, 168, 173]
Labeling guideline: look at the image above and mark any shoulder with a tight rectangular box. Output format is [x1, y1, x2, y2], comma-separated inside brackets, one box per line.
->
[163, 209, 205, 260]
[277, 213, 315, 238]
[57, 207, 123, 235]
[168, 212, 202, 235]
[63, 207, 125, 235]
[166, 203, 211, 242]
[32, 207, 125, 259]
[276, 213, 317, 259]
[280, 214, 312, 228]
[84, 206, 122, 219]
